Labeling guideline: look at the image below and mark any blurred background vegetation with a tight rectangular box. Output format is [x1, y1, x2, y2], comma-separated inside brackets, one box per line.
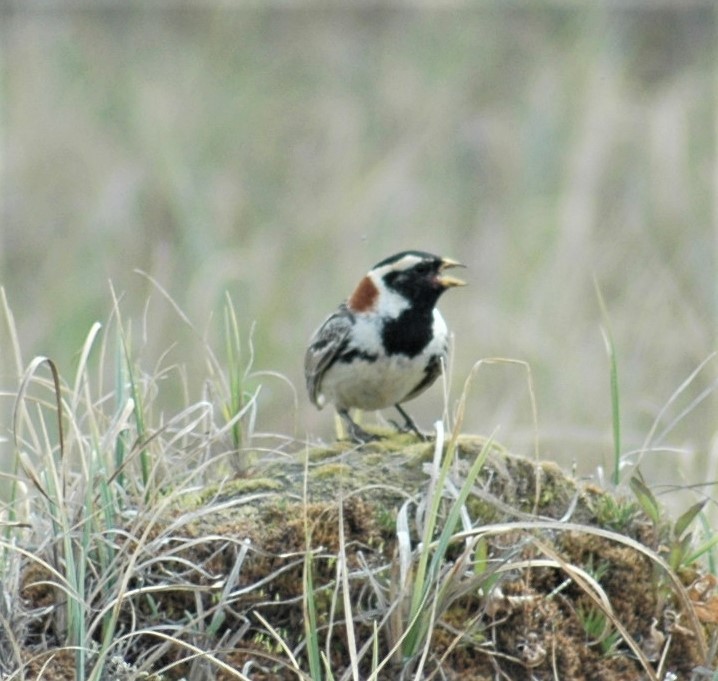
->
[1, 5, 716, 498]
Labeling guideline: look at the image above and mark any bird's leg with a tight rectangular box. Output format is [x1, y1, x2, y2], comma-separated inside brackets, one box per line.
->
[338, 409, 381, 444]
[393, 404, 428, 441]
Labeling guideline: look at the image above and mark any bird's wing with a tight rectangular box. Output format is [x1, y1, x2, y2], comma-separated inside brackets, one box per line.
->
[401, 352, 445, 403]
[304, 305, 354, 407]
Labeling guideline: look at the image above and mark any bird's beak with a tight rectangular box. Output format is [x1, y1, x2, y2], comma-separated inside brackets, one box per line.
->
[437, 257, 466, 288]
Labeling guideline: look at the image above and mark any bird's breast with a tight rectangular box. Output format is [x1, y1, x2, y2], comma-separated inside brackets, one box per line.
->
[317, 311, 449, 411]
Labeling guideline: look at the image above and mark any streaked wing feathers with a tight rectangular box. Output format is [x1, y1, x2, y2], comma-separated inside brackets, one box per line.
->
[304, 306, 354, 407]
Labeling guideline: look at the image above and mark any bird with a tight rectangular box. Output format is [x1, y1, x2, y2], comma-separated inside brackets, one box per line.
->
[305, 250, 465, 443]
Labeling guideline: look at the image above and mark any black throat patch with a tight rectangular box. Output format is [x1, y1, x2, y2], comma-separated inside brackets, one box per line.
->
[381, 308, 434, 357]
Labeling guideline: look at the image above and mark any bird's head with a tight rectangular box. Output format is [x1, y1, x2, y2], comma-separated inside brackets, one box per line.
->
[348, 251, 465, 314]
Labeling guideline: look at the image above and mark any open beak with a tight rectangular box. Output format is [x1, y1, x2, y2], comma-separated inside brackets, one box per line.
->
[437, 257, 466, 288]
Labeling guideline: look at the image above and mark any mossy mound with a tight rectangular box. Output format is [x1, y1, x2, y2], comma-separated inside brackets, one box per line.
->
[15, 434, 715, 680]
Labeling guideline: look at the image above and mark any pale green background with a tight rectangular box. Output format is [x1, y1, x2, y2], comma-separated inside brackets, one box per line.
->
[1, 6, 716, 500]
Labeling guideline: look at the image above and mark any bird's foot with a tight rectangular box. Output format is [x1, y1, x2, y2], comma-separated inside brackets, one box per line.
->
[389, 419, 429, 441]
[339, 410, 384, 444]
[393, 404, 429, 441]
[346, 423, 383, 444]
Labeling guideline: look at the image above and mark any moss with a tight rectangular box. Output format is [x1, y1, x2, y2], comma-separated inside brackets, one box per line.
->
[18, 433, 714, 680]
[465, 496, 503, 525]
[311, 462, 353, 479]
[306, 444, 345, 462]
[176, 476, 284, 509]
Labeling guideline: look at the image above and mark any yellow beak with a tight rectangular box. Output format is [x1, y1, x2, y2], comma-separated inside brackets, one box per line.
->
[437, 257, 466, 288]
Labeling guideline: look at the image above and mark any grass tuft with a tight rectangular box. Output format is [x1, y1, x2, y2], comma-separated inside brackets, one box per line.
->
[1, 293, 717, 680]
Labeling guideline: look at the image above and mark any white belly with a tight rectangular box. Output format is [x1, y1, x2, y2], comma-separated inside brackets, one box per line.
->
[321, 354, 431, 411]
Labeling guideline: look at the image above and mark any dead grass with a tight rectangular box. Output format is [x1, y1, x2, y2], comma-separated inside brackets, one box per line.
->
[0, 298, 715, 680]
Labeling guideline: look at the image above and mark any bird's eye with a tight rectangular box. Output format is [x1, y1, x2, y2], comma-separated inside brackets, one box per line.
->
[414, 262, 432, 275]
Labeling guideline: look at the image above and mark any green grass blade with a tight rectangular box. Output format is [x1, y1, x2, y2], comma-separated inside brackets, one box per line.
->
[594, 277, 622, 486]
